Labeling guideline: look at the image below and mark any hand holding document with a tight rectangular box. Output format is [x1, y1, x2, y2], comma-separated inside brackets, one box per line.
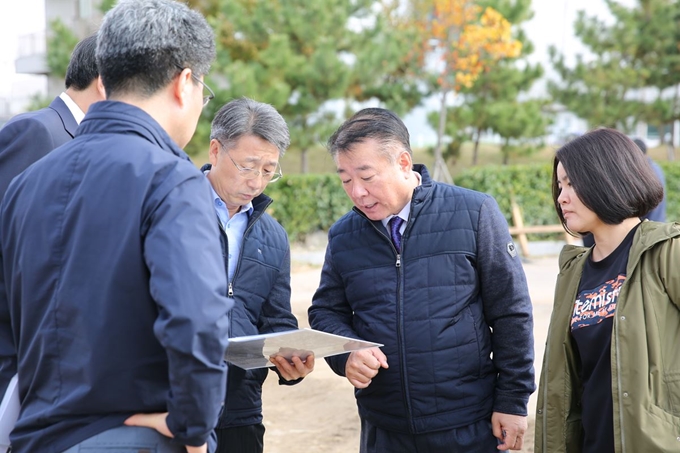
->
[224, 328, 382, 370]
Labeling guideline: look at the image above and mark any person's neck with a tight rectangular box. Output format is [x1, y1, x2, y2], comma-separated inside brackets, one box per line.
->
[111, 90, 189, 147]
[408, 170, 420, 190]
[590, 217, 641, 261]
[206, 172, 243, 219]
[65, 86, 99, 115]
[228, 205, 243, 218]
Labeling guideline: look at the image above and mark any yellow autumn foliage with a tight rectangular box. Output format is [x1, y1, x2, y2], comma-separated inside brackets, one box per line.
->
[424, 0, 522, 90]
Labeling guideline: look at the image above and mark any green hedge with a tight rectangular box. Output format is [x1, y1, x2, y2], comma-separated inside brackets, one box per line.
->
[264, 174, 353, 242]
[456, 162, 680, 226]
[659, 162, 680, 222]
[455, 163, 559, 229]
[265, 162, 680, 243]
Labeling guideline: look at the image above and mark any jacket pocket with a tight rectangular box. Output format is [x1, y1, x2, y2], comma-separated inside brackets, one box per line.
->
[664, 370, 680, 415]
[643, 404, 680, 450]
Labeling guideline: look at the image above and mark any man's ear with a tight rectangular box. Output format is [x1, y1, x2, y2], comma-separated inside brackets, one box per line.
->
[397, 149, 413, 175]
[95, 76, 106, 100]
[208, 139, 221, 166]
[173, 68, 194, 108]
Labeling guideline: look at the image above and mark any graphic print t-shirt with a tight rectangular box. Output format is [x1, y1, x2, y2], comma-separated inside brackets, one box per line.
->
[571, 225, 637, 453]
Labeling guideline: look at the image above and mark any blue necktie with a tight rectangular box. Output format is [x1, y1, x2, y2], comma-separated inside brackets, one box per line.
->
[389, 216, 404, 253]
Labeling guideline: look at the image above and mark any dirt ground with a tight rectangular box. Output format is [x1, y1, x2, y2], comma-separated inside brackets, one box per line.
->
[260, 249, 559, 453]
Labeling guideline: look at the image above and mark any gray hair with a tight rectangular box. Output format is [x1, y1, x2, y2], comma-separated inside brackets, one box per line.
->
[96, 0, 215, 98]
[210, 98, 290, 156]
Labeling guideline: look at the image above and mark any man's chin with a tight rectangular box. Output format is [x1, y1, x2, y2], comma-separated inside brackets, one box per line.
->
[357, 208, 383, 221]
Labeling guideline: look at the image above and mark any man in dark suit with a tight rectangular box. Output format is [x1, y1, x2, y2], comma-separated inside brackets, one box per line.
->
[0, 34, 104, 199]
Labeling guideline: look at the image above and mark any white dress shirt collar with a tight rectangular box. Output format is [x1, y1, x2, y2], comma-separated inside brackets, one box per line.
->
[59, 92, 85, 125]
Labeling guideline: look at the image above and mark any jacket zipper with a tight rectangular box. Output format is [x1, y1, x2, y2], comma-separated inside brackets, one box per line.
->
[222, 199, 271, 298]
[354, 207, 414, 430]
[613, 283, 628, 453]
[540, 328, 550, 450]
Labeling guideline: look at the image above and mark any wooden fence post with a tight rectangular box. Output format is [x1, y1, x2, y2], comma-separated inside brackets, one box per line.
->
[510, 199, 531, 258]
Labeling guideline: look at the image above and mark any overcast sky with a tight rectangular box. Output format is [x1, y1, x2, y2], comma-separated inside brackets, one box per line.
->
[0, 0, 44, 101]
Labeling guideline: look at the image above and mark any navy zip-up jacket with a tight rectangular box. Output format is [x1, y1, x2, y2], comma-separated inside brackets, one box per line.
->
[200, 164, 300, 429]
[309, 165, 535, 434]
[0, 101, 232, 452]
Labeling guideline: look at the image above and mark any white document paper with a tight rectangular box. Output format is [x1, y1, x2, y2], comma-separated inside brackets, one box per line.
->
[0, 373, 19, 450]
[224, 328, 382, 370]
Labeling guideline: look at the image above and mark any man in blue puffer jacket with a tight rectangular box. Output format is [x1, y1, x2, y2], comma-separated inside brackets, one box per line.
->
[308, 108, 535, 452]
[0, 1, 230, 452]
[202, 98, 315, 453]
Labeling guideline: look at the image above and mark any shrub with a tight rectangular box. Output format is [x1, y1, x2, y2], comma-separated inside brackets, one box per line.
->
[264, 174, 353, 242]
[265, 162, 680, 243]
[659, 162, 680, 222]
[455, 163, 560, 228]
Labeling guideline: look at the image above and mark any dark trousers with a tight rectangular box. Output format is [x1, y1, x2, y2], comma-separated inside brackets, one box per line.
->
[215, 423, 265, 453]
[360, 417, 498, 453]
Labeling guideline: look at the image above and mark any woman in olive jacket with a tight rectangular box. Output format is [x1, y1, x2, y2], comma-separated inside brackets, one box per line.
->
[535, 128, 680, 453]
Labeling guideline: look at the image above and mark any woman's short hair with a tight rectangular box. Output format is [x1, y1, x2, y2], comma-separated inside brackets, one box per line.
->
[552, 128, 664, 233]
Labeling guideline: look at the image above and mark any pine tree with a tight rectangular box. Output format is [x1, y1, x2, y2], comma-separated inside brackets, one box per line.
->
[187, 0, 426, 170]
[424, 0, 545, 167]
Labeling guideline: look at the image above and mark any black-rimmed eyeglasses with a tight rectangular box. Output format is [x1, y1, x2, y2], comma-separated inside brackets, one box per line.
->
[175, 64, 215, 107]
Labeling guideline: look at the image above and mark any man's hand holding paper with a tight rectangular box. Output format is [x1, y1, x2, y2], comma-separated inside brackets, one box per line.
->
[270, 351, 315, 381]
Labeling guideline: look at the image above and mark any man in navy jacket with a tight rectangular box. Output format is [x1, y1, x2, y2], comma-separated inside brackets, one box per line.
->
[0, 1, 230, 452]
[0, 33, 105, 200]
[202, 98, 314, 453]
[309, 108, 535, 452]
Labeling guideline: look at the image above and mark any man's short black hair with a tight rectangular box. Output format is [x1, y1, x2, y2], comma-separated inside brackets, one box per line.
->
[327, 108, 412, 162]
[632, 137, 647, 154]
[65, 34, 99, 91]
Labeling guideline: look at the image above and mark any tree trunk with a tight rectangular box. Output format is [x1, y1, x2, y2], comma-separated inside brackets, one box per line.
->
[472, 128, 481, 165]
[502, 139, 510, 165]
[300, 148, 309, 174]
[658, 123, 666, 145]
[669, 129, 676, 161]
[432, 89, 453, 184]
[669, 85, 680, 162]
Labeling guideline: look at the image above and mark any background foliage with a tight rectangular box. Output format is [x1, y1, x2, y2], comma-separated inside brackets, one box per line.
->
[267, 160, 680, 242]
[263, 174, 353, 242]
[30, 0, 680, 243]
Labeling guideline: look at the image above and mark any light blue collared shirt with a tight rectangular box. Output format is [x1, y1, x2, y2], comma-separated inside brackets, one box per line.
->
[205, 171, 253, 280]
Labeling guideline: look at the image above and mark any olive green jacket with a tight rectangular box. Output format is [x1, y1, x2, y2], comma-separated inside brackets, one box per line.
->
[535, 221, 680, 453]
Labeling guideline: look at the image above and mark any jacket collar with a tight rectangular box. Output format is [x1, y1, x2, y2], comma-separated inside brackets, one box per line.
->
[49, 96, 78, 138]
[412, 164, 432, 204]
[628, 220, 680, 269]
[77, 100, 191, 162]
[558, 220, 680, 273]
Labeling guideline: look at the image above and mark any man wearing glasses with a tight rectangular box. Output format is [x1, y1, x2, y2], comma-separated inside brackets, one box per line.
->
[0, 1, 230, 452]
[201, 97, 314, 453]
